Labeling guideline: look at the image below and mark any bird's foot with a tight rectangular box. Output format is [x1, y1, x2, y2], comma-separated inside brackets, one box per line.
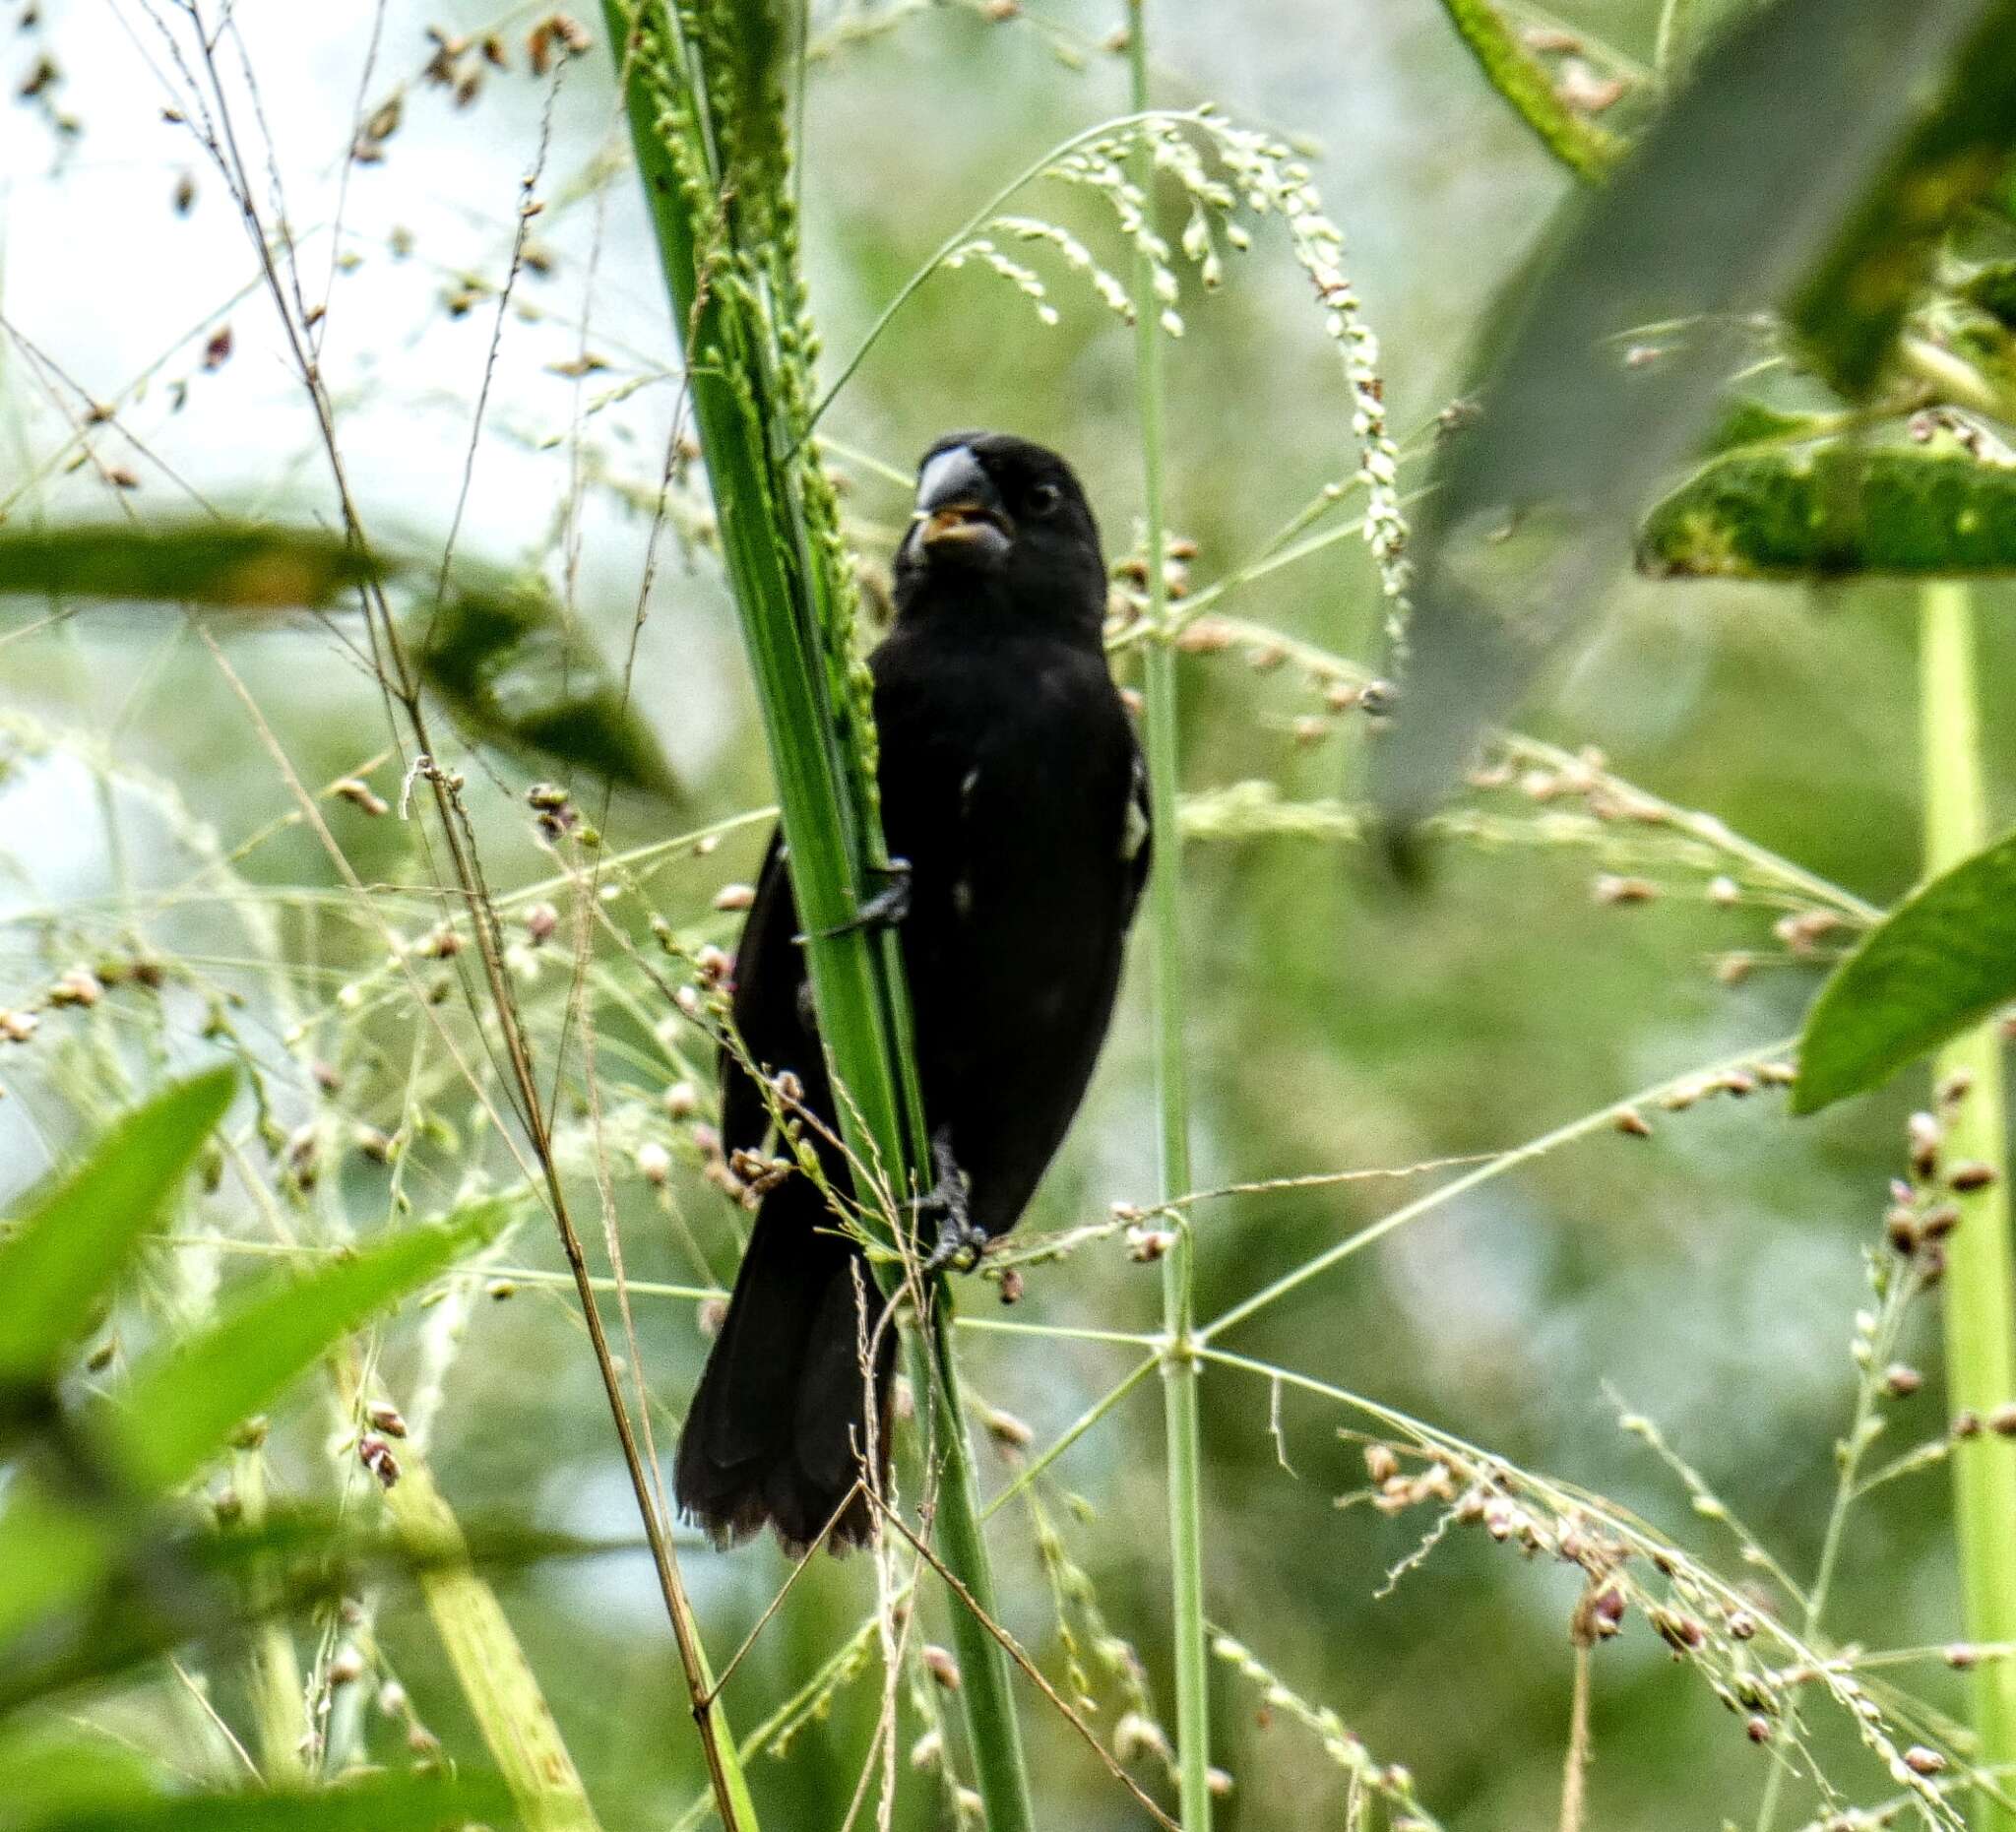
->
[815, 858, 913, 940]
[913, 1131, 985, 1275]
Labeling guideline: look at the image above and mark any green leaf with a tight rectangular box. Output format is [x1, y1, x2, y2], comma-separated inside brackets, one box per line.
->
[1790, 0, 2016, 397]
[1794, 826, 2016, 1112]
[417, 572, 679, 798]
[1962, 258, 2016, 330]
[2, 1770, 510, 1832]
[1704, 399, 1844, 456]
[0, 1485, 114, 1662]
[1429, 0, 1625, 182]
[1370, 0, 2001, 833]
[106, 1198, 512, 1493]
[0, 1725, 158, 1826]
[0, 524, 376, 609]
[0, 1068, 236, 1391]
[0, 1500, 630, 1716]
[1639, 445, 2016, 578]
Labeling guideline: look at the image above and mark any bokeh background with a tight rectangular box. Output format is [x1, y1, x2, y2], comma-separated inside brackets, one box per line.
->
[2, 0, 2004, 1825]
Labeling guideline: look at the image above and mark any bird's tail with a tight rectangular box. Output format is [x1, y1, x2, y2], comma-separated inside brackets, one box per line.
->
[674, 1172, 895, 1551]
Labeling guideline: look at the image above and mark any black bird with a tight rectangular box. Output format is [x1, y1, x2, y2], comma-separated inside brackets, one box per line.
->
[673, 432, 1150, 1551]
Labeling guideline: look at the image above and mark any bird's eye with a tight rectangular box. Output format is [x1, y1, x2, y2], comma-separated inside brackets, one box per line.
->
[1028, 481, 1062, 517]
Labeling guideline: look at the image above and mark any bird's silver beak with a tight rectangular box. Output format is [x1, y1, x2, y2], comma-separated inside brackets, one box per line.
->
[911, 446, 1012, 559]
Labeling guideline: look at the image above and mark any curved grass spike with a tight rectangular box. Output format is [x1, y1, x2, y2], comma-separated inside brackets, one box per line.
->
[599, 4, 1036, 1826]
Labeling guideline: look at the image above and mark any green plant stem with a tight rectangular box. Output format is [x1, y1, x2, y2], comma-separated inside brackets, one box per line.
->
[602, 9, 1034, 1829]
[1127, 9, 1213, 1828]
[1922, 580, 2016, 1832]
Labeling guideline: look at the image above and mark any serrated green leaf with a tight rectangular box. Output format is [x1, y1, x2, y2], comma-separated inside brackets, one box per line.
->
[1795, 826, 2016, 1111]
[417, 573, 678, 798]
[1639, 445, 2016, 578]
[0, 1068, 236, 1392]
[1371, 0, 2000, 834]
[1790, 0, 2016, 397]
[1431, 0, 1625, 182]
[2, 1770, 510, 1832]
[0, 524, 376, 609]
[106, 1199, 511, 1494]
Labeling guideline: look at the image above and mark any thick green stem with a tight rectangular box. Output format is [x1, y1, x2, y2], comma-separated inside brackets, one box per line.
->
[1922, 581, 2016, 1831]
[602, 8, 1034, 1828]
[1127, 9, 1213, 1826]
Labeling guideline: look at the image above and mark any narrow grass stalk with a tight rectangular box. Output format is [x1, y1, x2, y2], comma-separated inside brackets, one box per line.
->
[1921, 580, 2016, 1832]
[600, 7, 1034, 1826]
[1125, 8, 1213, 1826]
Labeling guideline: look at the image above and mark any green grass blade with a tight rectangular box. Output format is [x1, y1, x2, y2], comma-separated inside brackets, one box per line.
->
[0, 1067, 236, 1390]
[1794, 827, 2016, 1112]
[4, 1770, 511, 1832]
[0, 523, 376, 609]
[106, 1199, 511, 1494]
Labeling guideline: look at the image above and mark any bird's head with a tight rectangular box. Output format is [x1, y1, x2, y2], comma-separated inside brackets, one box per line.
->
[893, 432, 1106, 630]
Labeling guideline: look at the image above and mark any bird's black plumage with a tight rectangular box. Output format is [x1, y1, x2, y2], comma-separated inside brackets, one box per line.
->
[673, 432, 1150, 1550]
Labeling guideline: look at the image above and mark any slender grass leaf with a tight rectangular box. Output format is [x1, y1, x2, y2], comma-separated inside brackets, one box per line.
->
[0, 1067, 235, 1390]
[4, 1771, 511, 1832]
[106, 1198, 511, 1494]
[0, 1499, 630, 1716]
[0, 524, 376, 609]
[1371, 0, 1999, 833]
[1790, 0, 2016, 398]
[1795, 826, 2016, 1112]
[417, 573, 678, 798]
[1640, 445, 2016, 578]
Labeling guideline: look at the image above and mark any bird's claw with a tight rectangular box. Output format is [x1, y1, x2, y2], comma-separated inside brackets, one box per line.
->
[814, 859, 914, 941]
[912, 1131, 984, 1275]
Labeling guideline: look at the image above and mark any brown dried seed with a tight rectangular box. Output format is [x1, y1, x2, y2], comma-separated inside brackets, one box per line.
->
[1746, 1715, 1772, 1743]
[1174, 617, 1233, 654]
[366, 1401, 408, 1437]
[1987, 1403, 2016, 1438]
[1885, 1208, 1920, 1253]
[1954, 1409, 1984, 1439]
[1946, 1643, 1980, 1670]
[714, 881, 755, 912]
[983, 1407, 1033, 1448]
[1593, 874, 1656, 906]
[1363, 1443, 1401, 1484]
[1921, 1202, 1962, 1241]
[1613, 1106, 1653, 1138]
[1949, 1160, 1998, 1192]
[1882, 1364, 1923, 1399]
[922, 1644, 961, 1690]
[1903, 1746, 1946, 1777]
[1908, 1110, 1942, 1178]
[358, 1433, 401, 1488]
